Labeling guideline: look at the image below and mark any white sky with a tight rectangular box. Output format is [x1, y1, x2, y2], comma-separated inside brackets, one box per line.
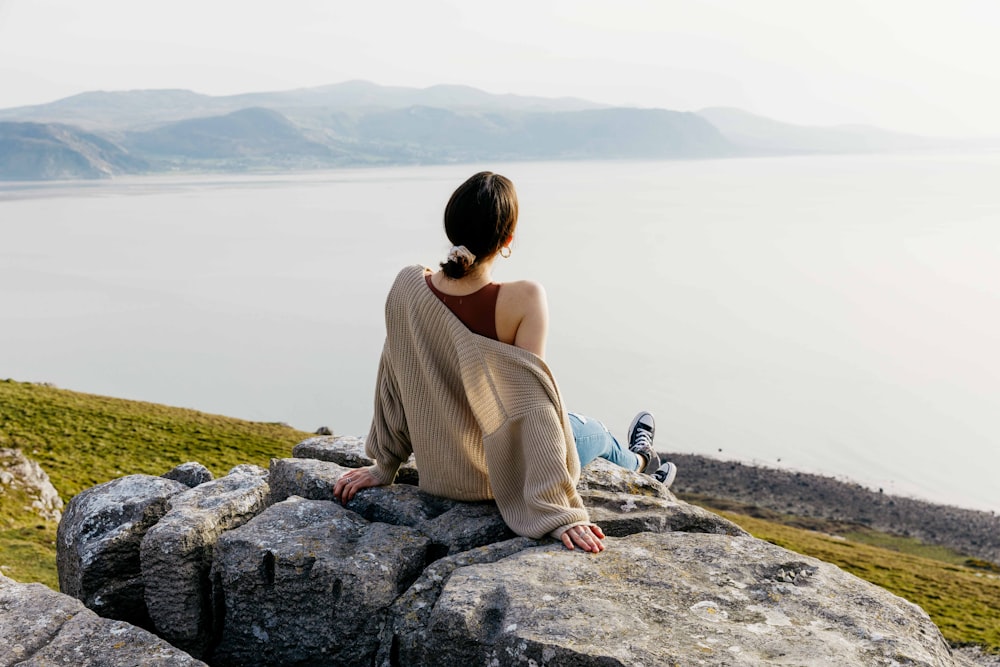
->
[1, 0, 999, 136]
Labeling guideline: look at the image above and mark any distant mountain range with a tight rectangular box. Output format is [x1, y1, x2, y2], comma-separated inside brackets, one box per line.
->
[0, 80, 972, 181]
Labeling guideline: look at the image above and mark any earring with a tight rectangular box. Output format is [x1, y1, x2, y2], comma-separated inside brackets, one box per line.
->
[500, 246, 512, 258]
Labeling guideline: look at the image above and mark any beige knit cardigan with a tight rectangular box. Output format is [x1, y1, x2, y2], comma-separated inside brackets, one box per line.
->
[365, 265, 591, 539]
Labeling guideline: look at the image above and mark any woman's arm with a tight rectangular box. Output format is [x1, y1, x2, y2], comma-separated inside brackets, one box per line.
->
[336, 342, 412, 503]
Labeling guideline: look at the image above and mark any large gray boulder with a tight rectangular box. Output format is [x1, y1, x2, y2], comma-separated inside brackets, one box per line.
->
[56, 474, 188, 628]
[140, 465, 269, 658]
[210, 496, 429, 667]
[0, 573, 206, 666]
[402, 531, 975, 667]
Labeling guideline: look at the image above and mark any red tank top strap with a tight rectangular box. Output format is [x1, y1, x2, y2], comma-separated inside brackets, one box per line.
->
[425, 273, 501, 340]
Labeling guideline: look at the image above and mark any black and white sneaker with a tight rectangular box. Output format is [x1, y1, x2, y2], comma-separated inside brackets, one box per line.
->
[653, 461, 677, 488]
[627, 411, 661, 474]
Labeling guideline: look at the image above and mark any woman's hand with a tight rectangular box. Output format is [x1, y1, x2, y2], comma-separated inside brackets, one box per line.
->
[333, 467, 385, 503]
[560, 523, 606, 552]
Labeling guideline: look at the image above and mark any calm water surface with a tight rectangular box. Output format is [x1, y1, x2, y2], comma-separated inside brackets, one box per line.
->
[2, 154, 998, 512]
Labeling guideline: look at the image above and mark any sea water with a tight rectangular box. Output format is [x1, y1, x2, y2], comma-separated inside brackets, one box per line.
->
[1, 154, 998, 513]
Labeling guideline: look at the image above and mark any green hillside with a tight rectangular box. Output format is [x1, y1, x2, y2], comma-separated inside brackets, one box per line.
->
[0, 379, 311, 587]
[0, 379, 995, 653]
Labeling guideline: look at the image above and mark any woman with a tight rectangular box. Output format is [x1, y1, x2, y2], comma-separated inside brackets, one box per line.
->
[334, 171, 676, 552]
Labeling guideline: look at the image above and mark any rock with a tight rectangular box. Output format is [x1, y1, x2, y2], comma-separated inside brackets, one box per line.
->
[577, 456, 675, 500]
[270, 456, 451, 523]
[0, 447, 64, 522]
[162, 462, 213, 488]
[210, 496, 429, 667]
[0, 572, 206, 666]
[291, 434, 371, 466]
[267, 456, 350, 504]
[270, 457, 514, 555]
[417, 501, 517, 557]
[578, 458, 749, 537]
[955, 646, 1000, 667]
[292, 435, 420, 485]
[56, 474, 188, 629]
[407, 531, 974, 666]
[140, 465, 269, 659]
[581, 488, 750, 537]
[374, 537, 540, 667]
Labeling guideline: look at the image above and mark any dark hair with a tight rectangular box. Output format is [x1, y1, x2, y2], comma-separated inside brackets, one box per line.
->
[440, 171, 518, 279]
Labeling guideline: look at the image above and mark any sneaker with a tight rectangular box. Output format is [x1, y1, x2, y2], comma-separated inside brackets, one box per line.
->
[627, 411, 660, 474]
[653, 461, 677, 488]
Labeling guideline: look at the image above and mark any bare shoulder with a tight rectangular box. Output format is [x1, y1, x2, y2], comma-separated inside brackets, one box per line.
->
[500, 279, 547, 306]
[496, 280, 549, 357]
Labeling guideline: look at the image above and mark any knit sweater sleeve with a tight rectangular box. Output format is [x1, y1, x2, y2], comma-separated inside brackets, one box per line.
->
[482, 405, 590, 539]
[365, 342, 412, 485]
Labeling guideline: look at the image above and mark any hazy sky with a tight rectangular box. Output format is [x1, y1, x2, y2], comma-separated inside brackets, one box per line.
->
[1, 0, 999, 136]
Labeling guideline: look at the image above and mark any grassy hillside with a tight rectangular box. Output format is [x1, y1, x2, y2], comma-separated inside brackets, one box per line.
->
[0, 379, 311, 586]
[0, 379, 995, 654]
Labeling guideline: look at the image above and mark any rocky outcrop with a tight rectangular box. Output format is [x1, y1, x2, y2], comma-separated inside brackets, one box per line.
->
[0, 572, 205, 666]
[56, 473, 188, 628]
[211, 496, 429, 666]
[47, 436, 979, 666]
[140, 465, 269, 658]
[0, 448, 63, 522]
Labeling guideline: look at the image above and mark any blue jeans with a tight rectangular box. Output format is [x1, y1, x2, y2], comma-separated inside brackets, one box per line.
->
[569, 412, 641, 471]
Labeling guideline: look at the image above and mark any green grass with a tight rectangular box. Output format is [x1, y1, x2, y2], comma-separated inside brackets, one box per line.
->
[0, 379, 311, 586]
[0, 525, 58, 589]
[684, 498, 1000, 654]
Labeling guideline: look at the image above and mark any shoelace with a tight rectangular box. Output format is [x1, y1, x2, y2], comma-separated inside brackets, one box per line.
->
[631, 427, 653, 452]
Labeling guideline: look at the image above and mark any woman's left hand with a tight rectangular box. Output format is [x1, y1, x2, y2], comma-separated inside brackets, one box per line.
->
[333, 467, 385, 503]
[560, 523, 606, 552]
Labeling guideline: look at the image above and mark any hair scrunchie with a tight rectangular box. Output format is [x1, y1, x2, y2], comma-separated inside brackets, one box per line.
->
[447, 245, 476, 265]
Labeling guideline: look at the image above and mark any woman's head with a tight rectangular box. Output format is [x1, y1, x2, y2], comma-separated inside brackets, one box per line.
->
[440, 171, 518, 279]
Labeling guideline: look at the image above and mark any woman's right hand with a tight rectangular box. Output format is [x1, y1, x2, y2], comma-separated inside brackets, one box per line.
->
[333, 467, 384, 503]
[559, 523, 606, 552]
